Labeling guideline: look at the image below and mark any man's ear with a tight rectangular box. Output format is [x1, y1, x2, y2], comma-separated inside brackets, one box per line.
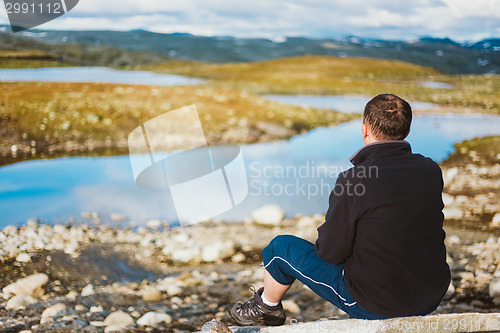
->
[362, 123, 368, 139]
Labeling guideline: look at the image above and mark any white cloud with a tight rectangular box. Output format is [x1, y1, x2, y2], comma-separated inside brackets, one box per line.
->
[0, 0, 498, 41]
[442, 0, 500, 19]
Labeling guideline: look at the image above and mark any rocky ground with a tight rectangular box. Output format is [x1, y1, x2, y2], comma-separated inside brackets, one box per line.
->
[440, 136, 500, 230]
[1, 212, 500, 333]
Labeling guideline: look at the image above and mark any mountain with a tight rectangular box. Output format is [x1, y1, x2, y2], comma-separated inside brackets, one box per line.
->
[1, 26, 499, 74]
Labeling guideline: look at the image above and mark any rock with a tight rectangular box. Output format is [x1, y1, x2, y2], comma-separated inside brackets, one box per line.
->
[174, 232, 190, 243]
[297, 216, 317, 228]
[110, 213, 127, 222]
[163, 284, 183, 296]
[105, 326, 128, 333]
[16, 252, 31, 263]
[60, 314, 78, 321]
[146, 219, 161, 229]
[75, 304, 88, 312]
[81, 284, 94, 296]
[41, 303, 67, 324]
[66, 290, 79, 300]
[90, 305, 104, 313]
[264, 313, 500, 333]
[103, 310, 135, 330]
[231, 252, 246, 263]
[331, 306, 348, 316]
[81, 212, 92, 219]
[471, 300, 486, 308]
[459, 272, 475, 283]
[251, 204, 285, 226]
[6, 295, 38, 309]
[443, 167, 459, 184]
[446, 281, 455, 296]
[491, 213, 500, 227]
[53, 224, 66, 234]
[64, 241, 79, 256]
[455, 195, 468, 205]
[443, 207, 463, 219]
[282, 300, 301, 313]
[489, 277, 500, 298]
[202, 241, 235, 262]
[442, 193, 455, 206]
[475, 270, 493, 286]
[141, 286, 162, 301]
[3, 225, 17, 235]
[172, 247, 201, 263]
[137, 312, 172, 326]
[2, 273, 49, 298]
[200, 319, 232, 333]
[90, 321, 106, 327]
[446, 235, 461, 245]
[252, 267, 265, 281]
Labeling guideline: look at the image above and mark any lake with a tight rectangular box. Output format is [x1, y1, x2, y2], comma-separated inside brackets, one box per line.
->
[264, 95, 438, 113]
[0, 67, 204, 86]
[1, 113, 499, 228]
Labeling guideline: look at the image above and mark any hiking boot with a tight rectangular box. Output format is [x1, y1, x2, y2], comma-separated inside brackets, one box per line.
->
[227, 287, 286, 326]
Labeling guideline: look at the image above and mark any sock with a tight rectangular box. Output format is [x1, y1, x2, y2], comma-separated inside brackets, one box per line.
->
[261, 292, 280, 307]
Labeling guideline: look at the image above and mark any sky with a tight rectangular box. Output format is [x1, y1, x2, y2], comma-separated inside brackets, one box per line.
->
[1, 0, 499, 42]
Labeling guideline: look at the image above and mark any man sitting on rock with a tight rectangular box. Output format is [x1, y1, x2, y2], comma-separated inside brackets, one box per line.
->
[227, 94, 451, 325]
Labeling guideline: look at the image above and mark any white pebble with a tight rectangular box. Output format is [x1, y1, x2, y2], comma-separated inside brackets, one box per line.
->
[81, 284, 94, 296]
[251, 204, 285, 226]
[6, 295, 37, 309]
[16, 252, 31, 263]
[137, 311, 172, 326]
[41, 303, 67, 324]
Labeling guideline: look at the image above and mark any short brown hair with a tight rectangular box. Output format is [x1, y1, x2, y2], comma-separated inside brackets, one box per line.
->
[363, 94, 412, 140]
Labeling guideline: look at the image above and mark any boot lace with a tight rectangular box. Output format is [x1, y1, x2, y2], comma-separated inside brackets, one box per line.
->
[236, 286, 262, 317]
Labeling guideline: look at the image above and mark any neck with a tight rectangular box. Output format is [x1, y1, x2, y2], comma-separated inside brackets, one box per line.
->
[363, 137, 380, 145]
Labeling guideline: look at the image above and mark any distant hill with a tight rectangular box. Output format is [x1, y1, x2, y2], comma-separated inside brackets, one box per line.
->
[0, 26, 499, 74]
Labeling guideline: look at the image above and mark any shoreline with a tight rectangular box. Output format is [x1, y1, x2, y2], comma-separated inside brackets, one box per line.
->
[1, 108, 497, 168]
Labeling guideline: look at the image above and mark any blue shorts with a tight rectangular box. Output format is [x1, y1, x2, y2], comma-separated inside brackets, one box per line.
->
[263, 235, 435, 320]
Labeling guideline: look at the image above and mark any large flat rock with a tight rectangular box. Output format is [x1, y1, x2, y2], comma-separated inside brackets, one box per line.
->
[230, 313, 500, 333]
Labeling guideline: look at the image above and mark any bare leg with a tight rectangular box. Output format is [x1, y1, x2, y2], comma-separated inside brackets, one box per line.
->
[263, 269, 292, 303]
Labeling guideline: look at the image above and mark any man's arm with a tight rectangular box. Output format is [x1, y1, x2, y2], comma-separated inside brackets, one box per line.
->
[315, 173, 360, 265]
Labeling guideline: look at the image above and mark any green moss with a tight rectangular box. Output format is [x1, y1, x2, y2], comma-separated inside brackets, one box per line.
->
[137, 56, 500, 114]
[0, 81, 357, 166]
[441, 136, 500, 167]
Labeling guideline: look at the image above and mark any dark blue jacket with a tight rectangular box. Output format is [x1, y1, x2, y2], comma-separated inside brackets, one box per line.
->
[315, 140, 451, 317]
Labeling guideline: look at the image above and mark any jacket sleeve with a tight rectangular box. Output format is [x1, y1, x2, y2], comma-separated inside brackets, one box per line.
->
[314, 173, 360, 265]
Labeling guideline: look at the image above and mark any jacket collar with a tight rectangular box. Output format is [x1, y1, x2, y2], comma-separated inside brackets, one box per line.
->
[349, 140, 411, 165]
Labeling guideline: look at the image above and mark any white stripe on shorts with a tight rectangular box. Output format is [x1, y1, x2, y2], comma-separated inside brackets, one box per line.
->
[264, 256, 357, 307]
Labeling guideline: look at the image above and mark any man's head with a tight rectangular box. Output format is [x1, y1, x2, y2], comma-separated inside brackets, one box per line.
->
[362, 94, 412, 144]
